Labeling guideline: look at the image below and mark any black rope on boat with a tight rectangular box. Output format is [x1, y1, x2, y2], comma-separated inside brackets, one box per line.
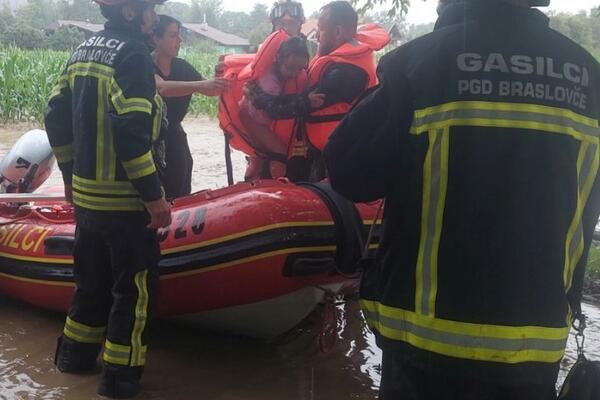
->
[224, 134, 234, 186]
[299, 182, 365, 278]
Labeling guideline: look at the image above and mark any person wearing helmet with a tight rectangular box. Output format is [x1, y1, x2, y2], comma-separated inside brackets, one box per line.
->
[270, 0, 305, 36]
[324, 0, 600, 399]
[45, 0, 171, 397]
[247, 1, 389, 182]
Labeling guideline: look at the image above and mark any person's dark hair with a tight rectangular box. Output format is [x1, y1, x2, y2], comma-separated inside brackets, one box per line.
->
[277, 36, 309, 62]
[321, 1, 358, 33]
[154, 14, 181, 37]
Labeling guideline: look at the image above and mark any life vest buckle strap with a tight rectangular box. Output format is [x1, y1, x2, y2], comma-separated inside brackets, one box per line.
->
[305, 113, 347, 124]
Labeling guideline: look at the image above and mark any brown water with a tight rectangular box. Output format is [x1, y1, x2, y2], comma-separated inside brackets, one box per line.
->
[0, 117, 598, 400]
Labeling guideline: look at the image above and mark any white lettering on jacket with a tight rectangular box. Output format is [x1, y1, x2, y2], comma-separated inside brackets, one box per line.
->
[457, 53, 589, 87]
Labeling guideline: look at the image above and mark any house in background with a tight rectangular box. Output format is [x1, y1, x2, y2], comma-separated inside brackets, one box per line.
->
[384, 22, 403, 47]
[46, 19, 250, 54]
[50, 20, 104, 39]
[182, 23, 250, 54]
[301, 18, 403, 48]
[301, 18, 318, 41]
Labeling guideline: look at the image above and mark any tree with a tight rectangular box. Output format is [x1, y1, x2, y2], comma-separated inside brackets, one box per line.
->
[56, 0, 103, 23]
[190, 0, 223, 25]
[367, 9, 407, 34]
[404, 21, 434, 42]
[549, 10, 597, 56]
[15, 0, 58, 29]
[351, 0, 411, 16]
[46, 26, 85, 50]
[2, 24, 47, 49]
[0, 5, 16, 40]
[158, 2, 193, 23]
[217, 11, 254, 37]
[214, 4, 269, 38]
[249, 3, 269, 26]
[248, 22, 271, 46]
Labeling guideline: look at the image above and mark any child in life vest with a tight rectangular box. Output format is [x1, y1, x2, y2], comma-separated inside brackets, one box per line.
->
[239, 36, 324, 180]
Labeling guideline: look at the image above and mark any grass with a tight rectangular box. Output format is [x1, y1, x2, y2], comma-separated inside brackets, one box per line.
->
[586, 244, 600, 280]
[178, 49, 221, 118]
[0, 47, 222, 124]
[0, 47, 67, 123]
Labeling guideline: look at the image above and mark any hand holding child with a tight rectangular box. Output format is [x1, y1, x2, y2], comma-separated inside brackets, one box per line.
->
[196, 78, 230, 96]
[308, 90, 325, 109]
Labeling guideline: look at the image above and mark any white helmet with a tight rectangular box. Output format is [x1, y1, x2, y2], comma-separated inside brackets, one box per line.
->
[0, 129, 56, 193]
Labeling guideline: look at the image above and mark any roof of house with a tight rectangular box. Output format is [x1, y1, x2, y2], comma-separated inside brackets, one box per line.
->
[182, 23, 249, 47]
[383, 22, 403, 38]
[57, 20, 104, 33]
[301, 18, 318, 36]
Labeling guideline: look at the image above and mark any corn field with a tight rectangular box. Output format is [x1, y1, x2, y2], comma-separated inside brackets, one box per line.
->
[0, 47, 222, 124]
[179, 49, 221, 118]
[0, 47, 67, 123]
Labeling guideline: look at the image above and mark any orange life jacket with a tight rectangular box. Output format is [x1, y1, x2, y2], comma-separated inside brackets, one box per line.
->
[304, 24, 390, 151]
[218, 30, 307, 156]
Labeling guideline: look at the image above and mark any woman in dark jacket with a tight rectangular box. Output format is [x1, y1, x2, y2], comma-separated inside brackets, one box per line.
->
[152, 15, 229, 198]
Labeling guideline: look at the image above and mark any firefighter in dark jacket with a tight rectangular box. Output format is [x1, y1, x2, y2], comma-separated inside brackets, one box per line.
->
[44, 0, 171, 397]
[324, 0, 600, 398]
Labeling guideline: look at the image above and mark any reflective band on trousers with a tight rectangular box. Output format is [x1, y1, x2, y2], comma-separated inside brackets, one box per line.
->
[130, 270, 149, 367]
[361, 300, 569, 364]
[410, 101, 600, 142]
[63, 316, 105, 344]
[103, 339, 148, 366]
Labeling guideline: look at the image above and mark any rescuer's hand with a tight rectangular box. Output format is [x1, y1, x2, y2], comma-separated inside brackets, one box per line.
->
[243, 81, 260, 103]
[64, 184, 73, 204]
[308, 90, 325, 109]
[145, 197, 172, 229]
[196, 79, 231, 96]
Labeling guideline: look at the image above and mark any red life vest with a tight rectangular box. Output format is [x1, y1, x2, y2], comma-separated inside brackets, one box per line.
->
[217, 30, 307, 156]
[304, 24, 389, 151]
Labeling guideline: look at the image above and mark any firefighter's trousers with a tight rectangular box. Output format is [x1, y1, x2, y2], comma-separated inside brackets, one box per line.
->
[60, 209, 160, 370]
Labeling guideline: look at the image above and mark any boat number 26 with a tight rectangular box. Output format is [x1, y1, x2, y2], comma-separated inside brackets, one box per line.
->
[157, 207, 206, 242]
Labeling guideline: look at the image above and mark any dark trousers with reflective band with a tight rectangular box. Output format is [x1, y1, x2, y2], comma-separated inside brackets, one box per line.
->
[63, 209, 160, 369]
[379, 350, 557, 400]
[164, 125, 193, 199]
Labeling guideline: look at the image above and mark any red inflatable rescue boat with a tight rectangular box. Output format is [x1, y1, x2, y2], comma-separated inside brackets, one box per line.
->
[0, 180, 381, 338]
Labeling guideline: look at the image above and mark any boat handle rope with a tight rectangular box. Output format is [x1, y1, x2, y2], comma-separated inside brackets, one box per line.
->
[0, 206, 74, 226]
[314, 285, 346, 353]
[362, 199, 385, 259]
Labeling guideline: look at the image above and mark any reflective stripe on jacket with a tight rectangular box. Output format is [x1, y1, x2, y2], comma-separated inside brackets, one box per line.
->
[323, 1, 600, 385]
[45, 23, 164, 212]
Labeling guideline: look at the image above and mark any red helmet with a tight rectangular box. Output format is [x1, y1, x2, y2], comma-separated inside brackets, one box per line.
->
[93, 0, 166, 6]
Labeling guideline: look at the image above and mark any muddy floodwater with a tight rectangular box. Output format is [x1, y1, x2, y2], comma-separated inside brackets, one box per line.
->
[0, 117, 599, 400]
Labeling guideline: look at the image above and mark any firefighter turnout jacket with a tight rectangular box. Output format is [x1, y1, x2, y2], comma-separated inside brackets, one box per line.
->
[324, 1, 600, 385]
[45, 21, 165, 212]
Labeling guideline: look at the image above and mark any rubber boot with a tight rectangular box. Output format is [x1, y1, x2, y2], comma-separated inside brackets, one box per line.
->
[97, 363, 143, 399]
[54, 336, 101, 373]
